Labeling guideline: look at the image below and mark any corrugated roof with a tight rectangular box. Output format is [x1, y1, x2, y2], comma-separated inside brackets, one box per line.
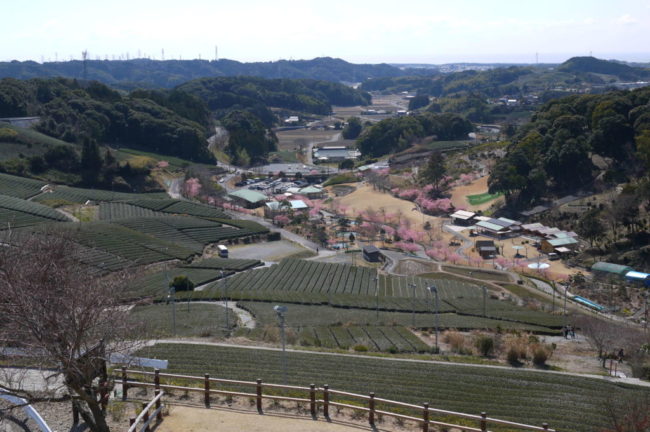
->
[451, 210, 476, 220]
[229, 189, 267, 203]
[290, 200, 308, 209]
[476, 221, 508, 231]
[592, 262, 634, 275]
[299, 186, 322, 194]
[546, 237, 578, 246]
[625, 271, 650, 280]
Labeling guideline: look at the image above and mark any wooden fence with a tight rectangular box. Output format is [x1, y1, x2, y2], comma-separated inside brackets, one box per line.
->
[127, 390, 164, 432]
[120, 367, 555, 432]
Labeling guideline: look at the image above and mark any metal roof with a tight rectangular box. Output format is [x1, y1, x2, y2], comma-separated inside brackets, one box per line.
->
[546, 238, 578, 246]
[476, 221, 508, 232]
[625, 271, 650, 280]
[591, 262, 634, 275]
[229, 189, 267, 203]
[451, 210, 476, 220]
[298, 186, 322, 194]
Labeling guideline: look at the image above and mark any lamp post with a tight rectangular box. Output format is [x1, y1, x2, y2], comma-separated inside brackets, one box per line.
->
[428, 286, 439, 353]
[221, 271, 229, 333]
[409, 283, 417, 327]
[274, 305, 288, 385]
[375, 276, 380, 323]
[166, 271, 176, 336]
[563, 283, 568, 329]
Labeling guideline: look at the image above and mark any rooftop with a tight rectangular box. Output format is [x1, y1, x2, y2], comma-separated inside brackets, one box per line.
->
[451, 210, 476, 220]
[591, 261, 634, 275]
[229, 189, 267, 203]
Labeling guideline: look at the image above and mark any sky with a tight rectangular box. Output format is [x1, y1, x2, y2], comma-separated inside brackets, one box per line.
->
[4, 0, 650, 64]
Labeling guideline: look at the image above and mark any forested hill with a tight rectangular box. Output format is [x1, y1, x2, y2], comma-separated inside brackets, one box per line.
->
[0, 57, 430, 90]
[176, 77, 371, 121]
[0, 77, 215, 163]
[488, 86, 650, 207]
[558, 56, 650, 81]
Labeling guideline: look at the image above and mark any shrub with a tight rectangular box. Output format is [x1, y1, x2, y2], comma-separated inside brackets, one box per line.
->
[532, 346, 549, 366]
[506, 346, 521, 365]
[353, 344, 368, 352]
[475, 335, 495, 357]
[444, 331, 466, 353]
[169, 275, 195, 292]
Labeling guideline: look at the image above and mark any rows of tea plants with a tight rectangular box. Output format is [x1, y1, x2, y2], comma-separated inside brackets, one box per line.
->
[136, 343, 648, 432]
[0, 194, 70, 228]
[122, 199, 230, 219]
[127, 267, 231, 298]
[445, 298, 565, 328]
[130, 304, 235, 337]
[98, 202, 166, 220]
[183, 257, 262, 271]
[60, 222, 195, 266]
[33, 185, 168, 205]
[235, 302, 556, 333]
[0, 173, 46, 199]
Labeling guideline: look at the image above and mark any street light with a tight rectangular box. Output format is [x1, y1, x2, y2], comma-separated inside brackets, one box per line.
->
[221, 271, 229, 333]
[409, 283, 417, 327]
[166, 271, 176, 336]
[274, 305, 288, 385]
[374, 276, 380, 323]
[428, 286, 439, 353]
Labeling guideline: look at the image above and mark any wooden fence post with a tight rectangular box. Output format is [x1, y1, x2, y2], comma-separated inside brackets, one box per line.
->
[129, 418, 135, 427]
[142, 403, 150, 432]
[204, 374, 210, 407]
[323, 384, 329, 418]
[422, 402, 429, 432]
[256, 379, 263, 412]
[155, 390, 163, 422]
[542, 423, 549, 430]
[368, 392, 375, 425]
[480, 412, 487, 432]
[310, 384, 316, 418]
[154, 369, 160, 391]
[72, 401, 79, 424]
[121, 367, 128, 401]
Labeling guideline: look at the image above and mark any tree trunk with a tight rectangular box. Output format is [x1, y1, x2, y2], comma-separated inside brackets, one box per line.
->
[72, 391, 111, 432]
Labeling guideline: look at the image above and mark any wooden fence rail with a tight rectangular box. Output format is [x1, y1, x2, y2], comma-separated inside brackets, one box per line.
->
[127, 390, 164, 432]
[119, 367, 554, 432]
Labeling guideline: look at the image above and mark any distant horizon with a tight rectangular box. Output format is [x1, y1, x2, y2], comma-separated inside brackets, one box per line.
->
[4, 53, 650, 67]
[4, 0, 650, 67]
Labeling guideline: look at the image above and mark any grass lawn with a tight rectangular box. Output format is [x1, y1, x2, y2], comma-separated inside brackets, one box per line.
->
[467, 192, 503, 206]
[136, 343, 649, 432]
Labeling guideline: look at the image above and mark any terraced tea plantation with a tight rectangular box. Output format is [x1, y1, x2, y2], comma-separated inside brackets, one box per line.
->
[0, 173, 47, 199]
[130, 304, 235, 337]
[137, 343, 650, 432]
[119, 199, 230, 219]
[127, 258, 261, 298]
[34, 185, 168, 204]
[0, 194, 70, 228]
[180, 259, 563, 332]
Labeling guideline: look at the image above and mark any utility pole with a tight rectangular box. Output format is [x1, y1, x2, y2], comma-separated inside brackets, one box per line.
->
[483, 286, 487, 317]
[428, 286, 439, 353]
[375, 276, 380, 323]
[221, 271, 229, 333]
[274, 305, 288, 385]
[409, 283, 417, 327]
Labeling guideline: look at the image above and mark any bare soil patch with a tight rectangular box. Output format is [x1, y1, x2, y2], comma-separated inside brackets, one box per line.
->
[450, 176, 504, 212]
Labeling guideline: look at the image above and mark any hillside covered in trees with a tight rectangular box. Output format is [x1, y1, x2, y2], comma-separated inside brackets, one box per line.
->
[0, 57, 434, 90]
[488, 86, 650, 206]
[0, 77, 215, 162]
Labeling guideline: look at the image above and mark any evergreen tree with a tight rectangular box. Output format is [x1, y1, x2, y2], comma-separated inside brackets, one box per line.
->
[80, 138, 103, 185]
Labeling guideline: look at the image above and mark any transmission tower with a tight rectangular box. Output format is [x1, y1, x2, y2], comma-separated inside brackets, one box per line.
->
[82, 50, 88, 81]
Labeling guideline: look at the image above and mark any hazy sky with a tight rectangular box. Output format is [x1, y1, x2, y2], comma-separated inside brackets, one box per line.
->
[4, 0, 650, 64]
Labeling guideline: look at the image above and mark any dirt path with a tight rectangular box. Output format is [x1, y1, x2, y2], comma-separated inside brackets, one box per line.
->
[157, 405, 382, 432]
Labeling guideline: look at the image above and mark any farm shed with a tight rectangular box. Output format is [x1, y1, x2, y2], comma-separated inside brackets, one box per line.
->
[475, 240, 497, 259]
[475, 220, 510, 238]
[298, 185, 325, 199]
[362, 245, 383, 262]
[228, 189, 267, 209]
[450, 210, 476, 226]
[540, 237, 578, 253]
[591, 262, 634, 277]
[625, 271, 650, 286]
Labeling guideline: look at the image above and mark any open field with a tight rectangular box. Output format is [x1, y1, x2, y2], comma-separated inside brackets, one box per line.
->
[467, 191, 503, 206]
[136, 343, 650, 432]
[449, 176, 504, 212]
